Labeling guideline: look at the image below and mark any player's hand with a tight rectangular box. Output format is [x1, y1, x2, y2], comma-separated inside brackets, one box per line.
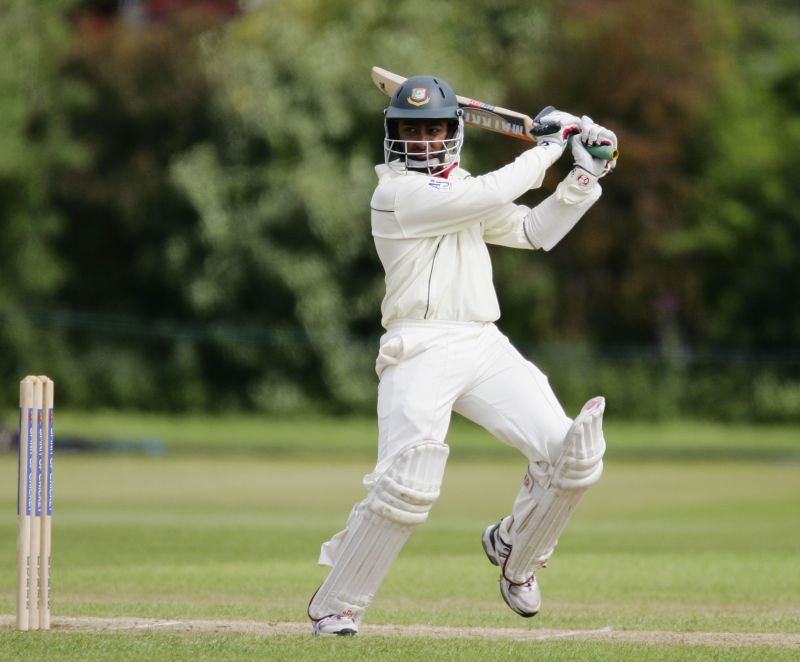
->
[532, 106, 581, 149]
[579, 115, 617, 154]
[572, 116, 617, 179]
[559, 126, 618, 200]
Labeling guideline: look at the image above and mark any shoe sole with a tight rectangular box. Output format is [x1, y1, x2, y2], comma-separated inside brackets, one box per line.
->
[499, 579, 539, 618]
[313, 628, 357, 637]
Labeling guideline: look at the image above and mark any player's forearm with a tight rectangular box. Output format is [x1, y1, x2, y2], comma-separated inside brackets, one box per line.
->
[523, 184, 602, 251]
[475, 143, 563, 198]
[482, 204, 539, 249]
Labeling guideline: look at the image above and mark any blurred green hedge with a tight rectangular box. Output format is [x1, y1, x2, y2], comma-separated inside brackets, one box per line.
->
[1, 1, 798, 420]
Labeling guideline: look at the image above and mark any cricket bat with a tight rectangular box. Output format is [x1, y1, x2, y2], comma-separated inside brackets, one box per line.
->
[371, 66, 618, 161]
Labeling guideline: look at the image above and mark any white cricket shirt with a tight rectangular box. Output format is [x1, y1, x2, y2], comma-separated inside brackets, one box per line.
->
[371, 144, 601, 329]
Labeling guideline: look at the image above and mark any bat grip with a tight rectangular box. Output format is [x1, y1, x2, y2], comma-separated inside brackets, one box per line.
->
[533, 112, 619, 161]
[575, 139, 618, 161]
[536, 131, 618, 161]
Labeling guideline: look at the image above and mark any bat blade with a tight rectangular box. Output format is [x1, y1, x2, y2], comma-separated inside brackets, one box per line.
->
[460, 106, 535, 143]
[371, 66, 535, 142]
[370, 66, 404, 98]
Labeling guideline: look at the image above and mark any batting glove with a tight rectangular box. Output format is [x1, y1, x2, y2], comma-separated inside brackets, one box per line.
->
[557, 120, 618, 203]
[532, 106, 582, 149]
[579, 115, 617, 154]
[567, 117, 618, 190]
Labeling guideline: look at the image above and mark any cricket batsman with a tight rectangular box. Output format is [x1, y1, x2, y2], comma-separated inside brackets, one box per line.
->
[308, 73, 617, 636]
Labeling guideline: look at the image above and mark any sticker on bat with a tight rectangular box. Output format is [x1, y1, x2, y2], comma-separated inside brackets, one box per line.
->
[461, 109, 525, 136]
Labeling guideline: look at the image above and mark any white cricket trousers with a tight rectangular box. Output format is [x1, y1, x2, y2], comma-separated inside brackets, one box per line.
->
[311, 319, 575, 617]
[374, 320, 572, 473]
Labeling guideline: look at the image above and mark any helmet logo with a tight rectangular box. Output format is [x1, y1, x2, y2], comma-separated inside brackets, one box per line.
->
[407, 87, 431, 106]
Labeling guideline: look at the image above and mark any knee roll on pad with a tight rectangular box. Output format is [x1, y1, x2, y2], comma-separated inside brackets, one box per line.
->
[504, 398, 606, 584]
[369, 442, 450, 524]
[553, 396, 605, 489]
[309, 442, 449, 622]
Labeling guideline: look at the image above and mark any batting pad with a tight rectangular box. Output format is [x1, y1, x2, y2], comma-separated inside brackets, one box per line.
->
[309, 442, 449, 623]
[504, 397, 606, 584]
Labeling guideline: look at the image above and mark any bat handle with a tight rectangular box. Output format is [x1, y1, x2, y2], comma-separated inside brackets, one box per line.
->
[576, 140, 619, 161]
[535, 130, 619, 161]
[532, 106, 619, 161]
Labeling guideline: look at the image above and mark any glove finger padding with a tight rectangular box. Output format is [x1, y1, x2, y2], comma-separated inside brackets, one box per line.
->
[579, 115, 617, 151]
[571, 136, 615, 179]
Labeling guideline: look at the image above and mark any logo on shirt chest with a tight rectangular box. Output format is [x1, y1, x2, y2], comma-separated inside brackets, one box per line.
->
[426, 178, 453, 191]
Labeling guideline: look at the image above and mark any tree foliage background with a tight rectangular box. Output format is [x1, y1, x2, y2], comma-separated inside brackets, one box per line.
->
[1, 0, 799, 421]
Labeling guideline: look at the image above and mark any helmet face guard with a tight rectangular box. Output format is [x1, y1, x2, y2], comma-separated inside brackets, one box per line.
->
[383, 120, 464, 176]
[383, 75, 464, 175]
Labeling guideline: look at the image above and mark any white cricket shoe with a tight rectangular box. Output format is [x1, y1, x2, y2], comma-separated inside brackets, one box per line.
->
[499, 573, 541, 618]
[311, 614, 358, 637]
[482, 520, 541, 618]
[481, 521, 512, 566]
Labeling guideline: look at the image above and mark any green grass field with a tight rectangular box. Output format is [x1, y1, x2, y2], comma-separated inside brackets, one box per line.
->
[1, 415, 799, 660]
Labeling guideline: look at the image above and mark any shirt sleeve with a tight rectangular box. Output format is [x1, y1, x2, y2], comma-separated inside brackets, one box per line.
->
[483, 181, 603, 251]
[481, 203, 538, 249]
[393, 144, 562, 238]
[522, 183, 603, 251]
